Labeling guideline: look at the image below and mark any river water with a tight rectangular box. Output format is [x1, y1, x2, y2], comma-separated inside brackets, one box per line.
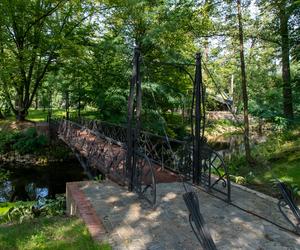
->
[209, 133, 267, 159]
[0, 160, 87, 202]
[0, 133, 267, 203]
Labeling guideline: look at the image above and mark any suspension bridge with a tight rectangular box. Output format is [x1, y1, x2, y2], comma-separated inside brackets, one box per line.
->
[48, 48, 300, 249]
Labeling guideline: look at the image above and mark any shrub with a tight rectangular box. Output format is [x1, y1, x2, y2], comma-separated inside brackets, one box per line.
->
[0, 201, 35, 224]
[0, 169, 10, 184]
[235, 176, 246, 185]
[0, 131, 17, 153]
[12, 128, 49, 155]
[0, 195, 66, 224]
[38, 195, 66, 217]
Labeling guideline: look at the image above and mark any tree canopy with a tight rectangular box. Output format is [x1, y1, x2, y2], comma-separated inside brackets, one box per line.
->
[0, 0, 299, 128]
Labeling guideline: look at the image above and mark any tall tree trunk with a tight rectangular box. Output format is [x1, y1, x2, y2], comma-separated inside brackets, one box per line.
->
[15, 89, 27, 121]
[35, 91, 38, 110]
[279, 8, 293, 119]
[237, 0, 252, 163]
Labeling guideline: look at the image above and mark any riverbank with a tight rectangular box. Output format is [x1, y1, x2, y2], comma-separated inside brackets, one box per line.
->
[223, 125, 300, 200]
[0, 119, 109, 249]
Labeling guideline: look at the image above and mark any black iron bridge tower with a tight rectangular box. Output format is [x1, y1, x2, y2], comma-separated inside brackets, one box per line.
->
[126, 46, 142, 192]
[192, 53, 206, 185]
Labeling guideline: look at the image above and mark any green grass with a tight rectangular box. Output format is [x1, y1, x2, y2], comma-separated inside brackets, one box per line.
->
[257, 137, 300, 186]
[227, 126, 300, 196]
[27, 109, 70, 122]
[0, 109, 102, 123]
[26, 109, 101, 122]
[0, 216, 111, 250]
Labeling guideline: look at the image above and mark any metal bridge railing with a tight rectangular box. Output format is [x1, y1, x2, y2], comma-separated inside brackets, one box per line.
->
[56, 117, 231, 202]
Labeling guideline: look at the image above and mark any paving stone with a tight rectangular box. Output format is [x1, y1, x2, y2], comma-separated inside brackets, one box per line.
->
[79, 180, 300, 250]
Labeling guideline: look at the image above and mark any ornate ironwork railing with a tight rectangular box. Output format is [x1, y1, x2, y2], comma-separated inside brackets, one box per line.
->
[62, 117, 231, 202]
[52, 119, 157, 206]
[277, 181, 300, 233]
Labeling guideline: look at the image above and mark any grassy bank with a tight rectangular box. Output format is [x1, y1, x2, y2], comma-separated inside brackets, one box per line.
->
[227, 125, 300, 197]
[0, 216, 110, 250]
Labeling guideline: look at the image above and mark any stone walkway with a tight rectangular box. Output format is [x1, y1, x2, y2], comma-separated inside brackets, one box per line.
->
[75, 180, 300, 250]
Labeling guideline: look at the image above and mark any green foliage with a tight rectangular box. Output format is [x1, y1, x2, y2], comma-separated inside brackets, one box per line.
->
[0, 127, 49, 154]
[289, 183, 300, 198]
[38, 195, 66, 217]
[0, 168, 10, 184]
[273, 116, 289, 131]
[12, 128, 49, 155]
[0, 201, 35, 224]
[0, 202, 14, 216]
[0, 130, 17, 153]
[235, 176, 247, 185]
[164, 113, 188, 139]
[226, 125, 300, 198]
[0, 195, 66, 224]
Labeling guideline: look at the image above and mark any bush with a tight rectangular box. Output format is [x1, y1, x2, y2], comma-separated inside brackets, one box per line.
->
[38, 195, 66, 217]
[0, 169, 10, 184]
[273, 116, 289, 131]
[0, 131, 17, 153]
[12, 128, 49, 155]
[0, 128, 49, 155]
[0, 195, 66, 224]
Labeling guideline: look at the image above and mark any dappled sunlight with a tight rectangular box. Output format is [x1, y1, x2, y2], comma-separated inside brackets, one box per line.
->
[143, 207, 162, 221]
[280, 176, 294, 183]
[161, 191, 177, 202]
[106, 196, 120, 204]
[78, 179, 300, 249]
[123, 203, 141, 223]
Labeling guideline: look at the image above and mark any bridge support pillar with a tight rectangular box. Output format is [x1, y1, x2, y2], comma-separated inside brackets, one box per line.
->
[126, 46, 142, 191]
[192, 53, 205, 185]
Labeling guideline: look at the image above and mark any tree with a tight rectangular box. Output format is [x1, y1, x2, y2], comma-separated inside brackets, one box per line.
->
[233, 0, 252, 163]
[257, 0, 300, 119]
[0, 0, 93, 121]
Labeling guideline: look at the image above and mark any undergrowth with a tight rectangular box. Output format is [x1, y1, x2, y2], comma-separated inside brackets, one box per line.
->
[226, 125, 300, 198]
[0, 127, 48, 155]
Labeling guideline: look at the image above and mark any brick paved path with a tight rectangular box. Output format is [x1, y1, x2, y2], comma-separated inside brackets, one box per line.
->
[74, 180, 300, 250]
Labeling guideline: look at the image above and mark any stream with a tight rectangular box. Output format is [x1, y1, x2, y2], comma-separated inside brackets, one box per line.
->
[0, 133, 267, 203]
[209, 133, 267, 159]
[0, 160, 87, 203]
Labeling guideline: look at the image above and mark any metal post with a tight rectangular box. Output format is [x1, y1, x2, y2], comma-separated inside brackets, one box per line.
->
[193, 53, 203, 184]
[126, 46, 141, 191]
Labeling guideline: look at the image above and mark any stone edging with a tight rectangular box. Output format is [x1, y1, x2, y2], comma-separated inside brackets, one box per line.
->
[231, 181, 279, 203]
[66, 181, 107, 242]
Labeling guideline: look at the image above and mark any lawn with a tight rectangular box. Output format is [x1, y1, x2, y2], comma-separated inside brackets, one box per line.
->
[0, 109, 102, 123]
[0, 216, 111, 250]
[27, 109, 101, 122]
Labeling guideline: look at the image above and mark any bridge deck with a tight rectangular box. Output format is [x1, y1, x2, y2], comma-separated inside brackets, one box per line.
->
[67, 180, 300, 250]
[59, 121, 180, 184]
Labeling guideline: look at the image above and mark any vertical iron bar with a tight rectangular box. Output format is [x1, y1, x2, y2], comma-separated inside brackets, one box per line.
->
[127, 47, 140, 191]
[132, 47, 141, 190]
[193, 53, 203, 184]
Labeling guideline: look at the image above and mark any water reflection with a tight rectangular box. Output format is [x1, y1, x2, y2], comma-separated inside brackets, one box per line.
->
[209, 134, 267, 159]
[0, 160, 87, 202]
